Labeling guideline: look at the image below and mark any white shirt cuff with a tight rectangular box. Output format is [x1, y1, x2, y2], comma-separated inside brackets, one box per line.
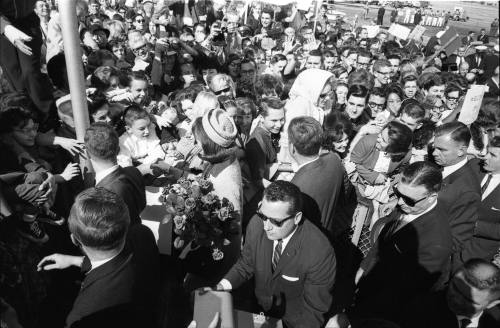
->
[218, 278, 232, 291]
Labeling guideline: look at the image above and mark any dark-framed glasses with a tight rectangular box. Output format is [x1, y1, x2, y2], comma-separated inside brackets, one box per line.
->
[256, 206, 296, 227]
[214, 87, 231, 95]
[393, 188, 428, 207]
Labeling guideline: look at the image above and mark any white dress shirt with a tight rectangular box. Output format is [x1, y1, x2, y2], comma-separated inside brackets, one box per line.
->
[292, 156, 319, 173]
[89, 252, 119, 272]
[457, 312, 482, 328]
[442, 158, 468, 179]
[95, 165, 119, 185]
[481, 173, 500, 200]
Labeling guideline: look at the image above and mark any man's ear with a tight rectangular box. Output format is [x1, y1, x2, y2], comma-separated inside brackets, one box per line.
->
[70, 234, 80, 248]
[294, 211, 303, 225]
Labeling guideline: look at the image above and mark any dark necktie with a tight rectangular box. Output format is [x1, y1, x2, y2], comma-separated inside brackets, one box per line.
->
[272, 240, 283, 272]
[481, 174, 493, 195]
[460, 318, 471, 328]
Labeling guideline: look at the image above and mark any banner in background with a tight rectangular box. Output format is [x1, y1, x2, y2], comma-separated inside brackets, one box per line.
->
[458, 85, 489, 125]
[408, 25, 426, 41]
[362, 25, 380, 38]
[388, 23, 411, 40]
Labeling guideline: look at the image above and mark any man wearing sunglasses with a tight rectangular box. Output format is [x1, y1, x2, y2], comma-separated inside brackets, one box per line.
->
[350, 161, 453, 326]
[216, 181, 336, 328]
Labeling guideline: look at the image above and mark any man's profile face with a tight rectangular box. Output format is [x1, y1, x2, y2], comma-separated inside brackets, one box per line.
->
[432, 134, 463, 167]
[447, 270, 498, 318]
[396, 182, 432, 215]
[259, 199, 298, 241]
[483, 146, 500, 173]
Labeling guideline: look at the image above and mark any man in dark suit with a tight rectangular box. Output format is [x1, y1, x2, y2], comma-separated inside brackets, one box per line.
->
[84, 122, 146, 226]
[405, 259, 500, 328]
[459, 137, 500, 265]
[466, 48, 487, 82]
[216, 181, 336, 328]
[377, 6, 385, 25]
[288, 117, 344, 235]
[478, 28, 490, 44]
[447, 46, 468, 72]
[349, 162, 453, 326]
[37, 188, 150, 328]
[433, 122, 481, 269]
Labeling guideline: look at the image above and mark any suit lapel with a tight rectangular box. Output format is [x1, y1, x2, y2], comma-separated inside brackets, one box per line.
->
[272, 224, 302, 279]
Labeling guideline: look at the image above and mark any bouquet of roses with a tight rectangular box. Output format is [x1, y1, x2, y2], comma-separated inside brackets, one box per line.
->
[159, 176, 238, 261]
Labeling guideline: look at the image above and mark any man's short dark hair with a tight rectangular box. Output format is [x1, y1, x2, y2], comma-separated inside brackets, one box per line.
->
[421, 74, 445, 91]
[69, 187, 130, 251]
[288, 116, 323, 157]
[401, 161, 442, 194]
[461, 258, 500, 297]
[369, 87, 386, 99]
[401, 99, 425, 121]
[372, 59, 391, 72]
[435, 121, 471, 146]
[308, 49, 322, 58]
[347, 84, 368, 100]
[85, 122, 120, 162]
[263, 180, 303, 215]
[357, 48, 372, 60]
[260, 97, 285, 117]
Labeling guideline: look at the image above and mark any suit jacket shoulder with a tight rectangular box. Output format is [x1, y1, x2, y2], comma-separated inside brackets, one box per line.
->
[66, 250, 135, 328]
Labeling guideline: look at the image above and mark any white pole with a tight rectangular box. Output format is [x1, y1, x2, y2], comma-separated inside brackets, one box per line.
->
[59, 0, 90, 143]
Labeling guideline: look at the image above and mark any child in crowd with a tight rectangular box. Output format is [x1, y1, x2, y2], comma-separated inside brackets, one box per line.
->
[117, 104, 162, 174]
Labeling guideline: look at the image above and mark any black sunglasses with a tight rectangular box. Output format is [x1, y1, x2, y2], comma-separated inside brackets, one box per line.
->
[214, 87, 231, 95]
[393, 188, 428, 207]
[256, 206, 296, 227]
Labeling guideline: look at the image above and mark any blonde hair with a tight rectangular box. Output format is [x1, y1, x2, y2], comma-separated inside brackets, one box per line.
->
[210, 74, 236, 98]
[191, 91, 220, 119]
[104, 20, 126, 41]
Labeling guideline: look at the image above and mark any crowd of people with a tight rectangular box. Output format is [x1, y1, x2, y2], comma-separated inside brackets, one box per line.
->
[0, 0, 500, 328]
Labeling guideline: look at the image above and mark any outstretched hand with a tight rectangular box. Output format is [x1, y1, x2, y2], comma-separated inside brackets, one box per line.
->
[4, 25, 32, 56]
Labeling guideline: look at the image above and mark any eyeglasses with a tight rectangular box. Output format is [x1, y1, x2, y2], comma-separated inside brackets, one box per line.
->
[368, 102, 385, 109]
[135, 19, 145, 23]
[393, 187, 428, 207]
[256, 206, 296, 227]
[214, 87, 231, 95]
[229, 61, 241, 67]
[446, 95, 459, 102]
[132, 44, 148, 55]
